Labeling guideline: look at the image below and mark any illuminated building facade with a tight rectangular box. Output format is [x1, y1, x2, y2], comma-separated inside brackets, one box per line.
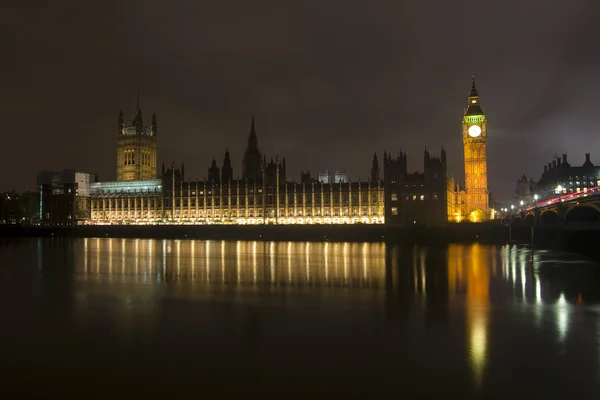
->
[462, 77, 489, 221]
[87, 117, 384, 225]
[89, 179, 163, 223]
[54, 80, 489, 227]
[116, 96, 157, 182]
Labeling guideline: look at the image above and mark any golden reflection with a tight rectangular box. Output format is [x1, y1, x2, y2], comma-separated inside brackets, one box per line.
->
[253, 241, 257, 284]
[270, 242, 275, 283]
[122, 239, 126, 275]
[324, 242, 329, 283]
[236, 241, 241, 284]
[305, 242, 310, 282]
[191, 240, 195, 279]
[176, 240, 180, 277]
[135, 239, 139, 276]
[162, 239, 167, 279]
[362, 243, 368, 281]
[78, 239, 386, 289]
[84, 238, 88, 274]
[108, 238, 113, 277]
[344, 243, 349, 285]
[96, 238, 100, 274]
[288, 242, 292, 283]
[448, 244, 489, 387]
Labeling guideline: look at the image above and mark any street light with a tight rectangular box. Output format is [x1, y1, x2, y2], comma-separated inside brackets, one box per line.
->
[534, 194, 539, 201]
[510, 204, 514, 210]
[520, 200, 524, 206]
[556, 185, 563, 194]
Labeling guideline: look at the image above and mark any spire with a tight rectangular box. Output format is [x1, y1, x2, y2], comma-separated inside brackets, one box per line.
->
[222, 149, 233, 182]
[247, 115, 258, 151]
[371, 152, 380, 182]
[132, 89, 143, 127]
[465, 75, 484, 116]
[469, 74, 479, 98]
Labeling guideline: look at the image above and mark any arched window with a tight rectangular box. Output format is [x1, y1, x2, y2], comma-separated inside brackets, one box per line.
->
[131, 149, 135, 165]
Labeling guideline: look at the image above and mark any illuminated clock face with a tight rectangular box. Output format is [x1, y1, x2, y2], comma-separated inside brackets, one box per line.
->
[468, 125, 482, 137]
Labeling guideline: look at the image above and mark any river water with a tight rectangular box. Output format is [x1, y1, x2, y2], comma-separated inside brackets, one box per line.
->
[1, 238, 599, 397]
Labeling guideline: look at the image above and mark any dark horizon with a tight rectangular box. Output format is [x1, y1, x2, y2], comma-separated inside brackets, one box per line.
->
[2, 1, 600, 204]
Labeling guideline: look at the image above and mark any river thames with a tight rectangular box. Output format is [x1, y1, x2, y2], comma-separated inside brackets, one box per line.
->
[1, 238, 599, 397]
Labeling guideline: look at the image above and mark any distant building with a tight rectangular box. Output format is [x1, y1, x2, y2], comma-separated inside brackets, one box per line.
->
[37, 169, 96, 225]
[317, 170, 330, 184]
[334, 170, 348, 183]
[514, 174, 536, 202]
[532, 153, 600, 200]
[0, 191, 39, 225]
[384, 149, 452, 225]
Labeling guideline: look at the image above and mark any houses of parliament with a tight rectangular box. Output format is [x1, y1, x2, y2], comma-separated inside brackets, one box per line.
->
[39, 79, 490, 226]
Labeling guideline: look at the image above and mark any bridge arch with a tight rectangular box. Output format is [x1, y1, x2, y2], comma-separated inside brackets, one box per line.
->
[564, 204, 600, 223]
[539, 210, 558, 226]
[524, 214, 535, 226]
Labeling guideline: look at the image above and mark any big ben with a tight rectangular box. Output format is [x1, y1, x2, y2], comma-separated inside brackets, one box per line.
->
[462, 76, 489, 221]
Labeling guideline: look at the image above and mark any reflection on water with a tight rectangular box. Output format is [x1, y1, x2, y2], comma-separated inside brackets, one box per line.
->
[80, 238, 386, 288]
[448, 244, 490, 386]
[2, 238, 600, 396]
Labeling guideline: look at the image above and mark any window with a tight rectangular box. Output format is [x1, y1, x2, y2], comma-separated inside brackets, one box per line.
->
[433, 193, 439, 200]
[391, 191, 398, 201]
[412, 195, 416, 201]
[420, 195, 424, 201]
[391, 207, 398, 216]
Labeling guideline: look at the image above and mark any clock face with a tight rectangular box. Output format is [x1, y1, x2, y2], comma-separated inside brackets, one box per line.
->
[468, 125, 482, 137]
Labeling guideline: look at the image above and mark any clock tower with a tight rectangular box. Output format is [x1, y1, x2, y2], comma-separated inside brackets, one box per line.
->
[462, 76, 489, 220]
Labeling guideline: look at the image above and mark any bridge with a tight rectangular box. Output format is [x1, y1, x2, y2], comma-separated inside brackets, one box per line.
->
[508, 186, 600, 229]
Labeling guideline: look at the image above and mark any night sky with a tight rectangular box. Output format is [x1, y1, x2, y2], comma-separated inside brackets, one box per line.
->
[2, 1, 599, 202]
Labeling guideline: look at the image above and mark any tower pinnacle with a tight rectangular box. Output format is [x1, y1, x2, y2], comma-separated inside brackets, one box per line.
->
[465, 75, 484, 116]
[469, 75, 479, 98]
[247, 115, 258, 150]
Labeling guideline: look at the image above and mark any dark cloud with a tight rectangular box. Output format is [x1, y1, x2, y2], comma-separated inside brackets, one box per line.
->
[1, 0, 599, 202]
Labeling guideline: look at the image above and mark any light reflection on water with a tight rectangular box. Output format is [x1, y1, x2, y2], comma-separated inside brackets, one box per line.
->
[2, 238, 600, 396]
[80, 239, 387, 288]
